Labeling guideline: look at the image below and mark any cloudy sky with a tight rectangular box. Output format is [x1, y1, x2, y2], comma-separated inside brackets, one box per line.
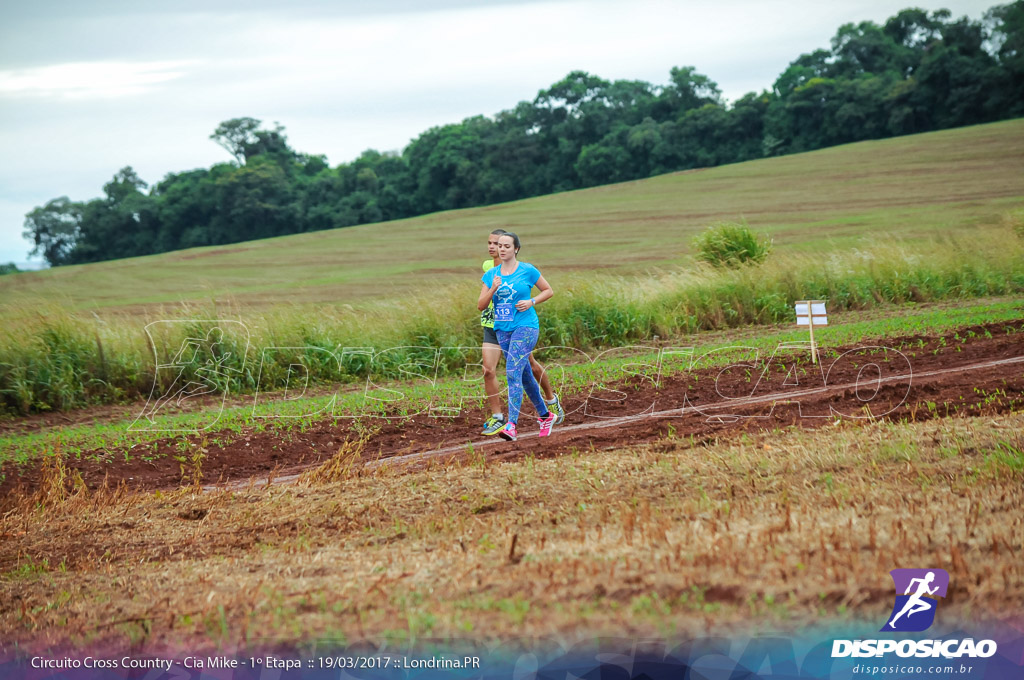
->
[0, 0, 997, 267]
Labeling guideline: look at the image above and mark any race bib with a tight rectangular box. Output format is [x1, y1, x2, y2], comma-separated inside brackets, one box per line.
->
[494, 303, 515, 322]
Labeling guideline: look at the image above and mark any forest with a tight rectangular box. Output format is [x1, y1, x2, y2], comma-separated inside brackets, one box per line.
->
[22, 3, 1024, 267]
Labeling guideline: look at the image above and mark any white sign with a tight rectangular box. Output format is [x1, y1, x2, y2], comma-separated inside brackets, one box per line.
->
[795, 299, 828, 365]
[795, 301, 827, 326]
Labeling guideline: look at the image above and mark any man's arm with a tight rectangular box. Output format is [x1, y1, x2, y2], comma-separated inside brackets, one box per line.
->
[478, 280, 500, 311]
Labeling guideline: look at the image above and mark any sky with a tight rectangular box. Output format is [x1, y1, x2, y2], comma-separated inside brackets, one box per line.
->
[0, 0, 999, 268]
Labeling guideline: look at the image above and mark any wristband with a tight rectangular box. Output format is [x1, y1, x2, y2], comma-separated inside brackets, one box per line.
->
[531, 298, 536, 306]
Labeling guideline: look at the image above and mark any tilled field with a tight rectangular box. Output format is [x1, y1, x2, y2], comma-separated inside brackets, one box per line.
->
[2, 320, 1022, 497]
[0, 321, 1021, 653]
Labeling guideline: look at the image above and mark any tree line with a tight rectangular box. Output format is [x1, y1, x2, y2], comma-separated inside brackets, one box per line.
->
[23, 3, 1024, 267]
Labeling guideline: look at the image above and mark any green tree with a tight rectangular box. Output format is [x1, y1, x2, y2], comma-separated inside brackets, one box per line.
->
[210, 158, 299, 243]
[405, 117, 495, 211]
[576, 133, 632, 186]
[728, 91, 773, 161]
[151, 167, 222, 250]
[773, 50, 833, 96]
[884, 8, 948, 75]
[210, 117, 295, 165]
[986, 1, 1024, 116]
[210, 117, 262, 164]
[23, 197, 84, 266]
[68, 166, 157, 262]
[884, 8, 947, 51]
[535, 70, 612, 116]
[914, 16, 1003, 128]
[481, 102, 553, 200]
[830, 21, 903, 77]
[655, 66, 722, 119]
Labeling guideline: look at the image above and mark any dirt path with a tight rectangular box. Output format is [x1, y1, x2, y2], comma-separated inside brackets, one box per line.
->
[2, 320, 1022, 499]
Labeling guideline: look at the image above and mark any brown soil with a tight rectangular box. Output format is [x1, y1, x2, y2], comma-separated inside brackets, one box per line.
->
[2, 320, 1022, 500]
[1, 297, 1014, 438]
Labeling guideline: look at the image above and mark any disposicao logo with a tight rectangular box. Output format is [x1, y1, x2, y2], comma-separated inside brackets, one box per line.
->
[831, 568, 998, 659]
[881, 568, 949, 632]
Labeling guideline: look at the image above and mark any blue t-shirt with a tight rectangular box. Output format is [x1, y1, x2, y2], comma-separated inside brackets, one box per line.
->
[482, 262, 541, 330]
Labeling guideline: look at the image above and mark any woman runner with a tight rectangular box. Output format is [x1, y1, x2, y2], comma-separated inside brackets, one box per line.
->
[479, 229, 564, 435]
[477, 232, 555, 441]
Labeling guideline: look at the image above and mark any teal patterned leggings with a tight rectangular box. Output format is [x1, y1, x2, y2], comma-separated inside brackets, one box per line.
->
[496, 327, 549, 425]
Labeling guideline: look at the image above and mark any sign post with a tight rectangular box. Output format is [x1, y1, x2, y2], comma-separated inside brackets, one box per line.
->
[795, 300, 828, 364]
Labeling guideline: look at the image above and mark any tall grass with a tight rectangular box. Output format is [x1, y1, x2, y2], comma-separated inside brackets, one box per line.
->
[1008, 208, 1024, 240]
[2, 228, 1022, 415]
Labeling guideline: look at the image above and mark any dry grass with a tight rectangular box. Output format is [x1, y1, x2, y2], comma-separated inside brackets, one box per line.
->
[1, 412, 1021, 653]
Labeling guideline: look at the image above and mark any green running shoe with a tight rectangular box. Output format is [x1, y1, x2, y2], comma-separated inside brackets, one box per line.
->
[481, 415, 506, 436]
[549, 395, 565, 425]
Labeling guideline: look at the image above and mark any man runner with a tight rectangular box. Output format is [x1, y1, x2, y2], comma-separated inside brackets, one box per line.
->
[480, 229, 564, 435]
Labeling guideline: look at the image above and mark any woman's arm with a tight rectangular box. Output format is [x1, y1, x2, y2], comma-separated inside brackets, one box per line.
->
[517, 275, 553, 311]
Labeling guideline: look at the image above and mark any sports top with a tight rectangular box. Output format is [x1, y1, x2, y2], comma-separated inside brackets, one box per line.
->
[481, 262, 541, 331]
[480, 259, 496, 328]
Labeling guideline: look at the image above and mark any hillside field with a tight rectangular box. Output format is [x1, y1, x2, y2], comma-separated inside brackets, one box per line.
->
[0, 120, 1022, 672]
[1, 119, 1022, 314]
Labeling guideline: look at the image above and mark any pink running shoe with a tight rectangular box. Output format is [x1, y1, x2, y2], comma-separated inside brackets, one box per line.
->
[499, 422, 518, 441]
[538, 411, 556, 437]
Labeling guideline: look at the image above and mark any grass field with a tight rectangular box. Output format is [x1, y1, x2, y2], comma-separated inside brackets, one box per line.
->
[1, 119, 1021, 314]
[3, 225, 1021, 415]
[3, 119, 1022, 417]
[2, 120, 1023, 661]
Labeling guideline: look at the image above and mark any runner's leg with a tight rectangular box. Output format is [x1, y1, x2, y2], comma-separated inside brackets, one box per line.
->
[507, 328, 548, 421]
[529, 353, 555, 401]
[496, 330, 520, 423]
[482, 342, 503, 416]
[529, 347, 563, 423]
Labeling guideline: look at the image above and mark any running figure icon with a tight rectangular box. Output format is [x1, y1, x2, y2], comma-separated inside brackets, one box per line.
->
[130, 320, 250, 433]
[888, 571, 939, 628]
[881, 568, 949, 632]
[139, 327, 232, 423]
